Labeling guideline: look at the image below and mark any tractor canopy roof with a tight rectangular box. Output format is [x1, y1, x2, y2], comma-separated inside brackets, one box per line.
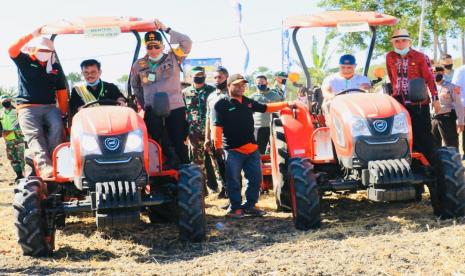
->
[40, 16, 157, 35]
[284, 11, 398, 29]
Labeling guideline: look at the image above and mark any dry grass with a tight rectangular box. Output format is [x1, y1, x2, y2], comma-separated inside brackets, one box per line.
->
[0, 141, 464, 275]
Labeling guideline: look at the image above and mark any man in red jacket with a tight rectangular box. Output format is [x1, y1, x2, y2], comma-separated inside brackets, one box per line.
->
[386, 29, 440, 162]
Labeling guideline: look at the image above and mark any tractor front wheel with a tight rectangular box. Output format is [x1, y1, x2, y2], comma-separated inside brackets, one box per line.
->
[431, 147, 465, 219]
[13, 177, 54, 256]
[289, 157, 321, 230]
[177, 164, 207, 242]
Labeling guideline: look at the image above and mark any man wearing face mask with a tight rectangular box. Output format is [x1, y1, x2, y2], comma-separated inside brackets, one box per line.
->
[8, 27, 68, 178]
[250, 75, 283, 154]
[182, 66, 217, 192]
[205, 66, 229, 198]
[440, 54, 454, 83]
[69, 59, 126, 117]
[0, 96, 25, 181]
[386, 29, 440, 162]
[131, 19, 192, 165]
[271, 71, 288, 99]
[431, 66, 463, 149]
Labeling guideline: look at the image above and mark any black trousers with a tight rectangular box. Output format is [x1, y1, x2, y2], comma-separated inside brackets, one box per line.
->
[145, 106, 190, 164]
[406, 104, 437, 163]
[204, 150, 219, 191]
[256, 127, 270, 154]
[432, 111, 458, 149]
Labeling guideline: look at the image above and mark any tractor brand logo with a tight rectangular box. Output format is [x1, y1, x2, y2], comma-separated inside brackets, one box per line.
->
[373, 120, 388, 133]
[104, 137, 120, 151]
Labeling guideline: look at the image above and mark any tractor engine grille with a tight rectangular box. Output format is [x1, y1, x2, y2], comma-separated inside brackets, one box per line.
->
[355, 138, 410, 166]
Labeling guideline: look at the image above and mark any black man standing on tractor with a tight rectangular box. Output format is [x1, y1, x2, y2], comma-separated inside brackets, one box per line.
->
[131, 19, 192, 165]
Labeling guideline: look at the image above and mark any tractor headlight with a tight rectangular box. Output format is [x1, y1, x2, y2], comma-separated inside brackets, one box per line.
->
[124, 130, 143, 153]
[392, 112, 408, 134]
[81, 134, 101, 155]
[351, 117, 371, 136]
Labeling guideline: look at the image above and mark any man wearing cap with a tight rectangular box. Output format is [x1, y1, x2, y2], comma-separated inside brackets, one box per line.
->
[431, 66, 463, 149]
[0, 96, 25, 181]
[69, 59, 126, 117]
[250, 75, 283, 154]
[205, 66, 229, 198]
[213, 73, 295, 218]
[131, 19, 192, 165]
[8, 27, 68, 177]
[321, 54, 371, 114]
[272, 71, 288, 98]
[182, 66, 217, 192]
[386, 29, 440, 162]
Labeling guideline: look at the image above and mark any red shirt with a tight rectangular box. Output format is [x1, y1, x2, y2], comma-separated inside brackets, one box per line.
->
[386, 48, 438, 103]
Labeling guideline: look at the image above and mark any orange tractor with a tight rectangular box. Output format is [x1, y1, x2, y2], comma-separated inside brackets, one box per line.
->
[270, 11, 465, 230]
[13, 17, 206, 257]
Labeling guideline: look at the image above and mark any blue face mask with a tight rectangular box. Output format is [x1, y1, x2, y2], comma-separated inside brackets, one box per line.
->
[87, 79, 100, 87]
[257, 84, 267, 91]
[394, 47, 410, 56]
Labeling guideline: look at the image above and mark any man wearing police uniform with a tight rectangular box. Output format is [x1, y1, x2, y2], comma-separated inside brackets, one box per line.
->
[182, 66, 217, 191]
[131, 19, 192, 164]
[0, 95, 25, 181]
[431, 66, 464, 149]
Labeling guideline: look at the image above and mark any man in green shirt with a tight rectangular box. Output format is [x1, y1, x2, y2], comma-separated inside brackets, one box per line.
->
[0, 95, 25, 181]
[271, 71, 288, 99]
[182, 66, 217, 192]
[250, 75, 283, 153]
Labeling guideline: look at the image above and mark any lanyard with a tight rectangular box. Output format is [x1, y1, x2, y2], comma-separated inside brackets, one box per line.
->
[97, 82, 105, 99]
[148, 60, 161, 72]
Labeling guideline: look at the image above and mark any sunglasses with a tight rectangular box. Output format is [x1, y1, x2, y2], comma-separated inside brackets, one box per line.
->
[146, 44, 161, 50]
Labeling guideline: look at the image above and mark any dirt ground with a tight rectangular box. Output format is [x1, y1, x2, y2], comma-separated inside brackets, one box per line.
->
[0, 141, 464, 275]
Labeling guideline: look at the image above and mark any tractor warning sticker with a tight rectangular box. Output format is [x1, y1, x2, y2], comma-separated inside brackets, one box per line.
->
[84, 26, 121, 39]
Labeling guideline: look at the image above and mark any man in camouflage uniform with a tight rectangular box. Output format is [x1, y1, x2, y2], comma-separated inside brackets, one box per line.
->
[182, 66, 217, 191]
[0, 95, 25, 181]
[271, 71, 288, 99]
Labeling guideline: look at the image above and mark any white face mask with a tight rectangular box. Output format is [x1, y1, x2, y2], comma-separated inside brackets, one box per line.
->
[35, 52, 52, 62]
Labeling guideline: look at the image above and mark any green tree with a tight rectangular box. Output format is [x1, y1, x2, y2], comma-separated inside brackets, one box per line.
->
[308, 30, 337, 86]
[66, 72, 82, 87]
[317, 0, 428, 56]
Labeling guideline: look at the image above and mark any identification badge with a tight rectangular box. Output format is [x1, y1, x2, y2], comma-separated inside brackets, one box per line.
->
[147, 73, 156, 82]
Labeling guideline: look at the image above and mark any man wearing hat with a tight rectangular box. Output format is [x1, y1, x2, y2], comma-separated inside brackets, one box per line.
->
[182, 66, 218, 192]
[213, 73, 294, 218]
[131, 19, 192, 165]
[321, 54, 371, 113]
[0, 95, 25, 181]
[8, 27, 68, 177]
[272, 71, 288, 98]
[386, 29, 440, 162]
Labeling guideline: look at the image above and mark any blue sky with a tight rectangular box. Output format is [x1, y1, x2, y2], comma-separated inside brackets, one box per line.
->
[0, 0, 461, 87]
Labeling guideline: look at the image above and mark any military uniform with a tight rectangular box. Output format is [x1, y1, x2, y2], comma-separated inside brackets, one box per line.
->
[0, 106, 25, 179]
[183, 83, 215, 177]
[431, 80, 464, 148]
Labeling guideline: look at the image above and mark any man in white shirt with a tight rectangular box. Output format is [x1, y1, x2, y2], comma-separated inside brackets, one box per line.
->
[321, 54, 371, 114]
[452, 64, 465, 158]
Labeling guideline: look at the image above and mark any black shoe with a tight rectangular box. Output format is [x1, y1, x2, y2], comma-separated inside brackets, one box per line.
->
[243, 206, 267, 217]
[15, 172, 24, 181]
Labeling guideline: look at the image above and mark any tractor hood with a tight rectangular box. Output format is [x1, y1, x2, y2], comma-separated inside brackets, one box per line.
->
[330, 93, 405, 119]
[71, 106, 145, 136]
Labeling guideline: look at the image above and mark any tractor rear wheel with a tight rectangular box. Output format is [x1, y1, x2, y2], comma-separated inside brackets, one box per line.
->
[289, 157, 321, 230]
[432, 147, 465, 219]
[271, 118, 292, 211]
[177, 164, 206, 242]
[13, 177, 53, 256]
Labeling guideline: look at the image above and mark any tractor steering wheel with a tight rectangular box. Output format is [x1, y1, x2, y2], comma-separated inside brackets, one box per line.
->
[81, 99, 121, 109]
[336, 88, 366, 96]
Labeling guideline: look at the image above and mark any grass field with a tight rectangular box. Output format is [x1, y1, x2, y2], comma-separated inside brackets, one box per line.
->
[0, 141, 464, 275]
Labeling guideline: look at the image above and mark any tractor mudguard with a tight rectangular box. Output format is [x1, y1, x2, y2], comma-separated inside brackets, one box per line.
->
[279, 103, 314, 159]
